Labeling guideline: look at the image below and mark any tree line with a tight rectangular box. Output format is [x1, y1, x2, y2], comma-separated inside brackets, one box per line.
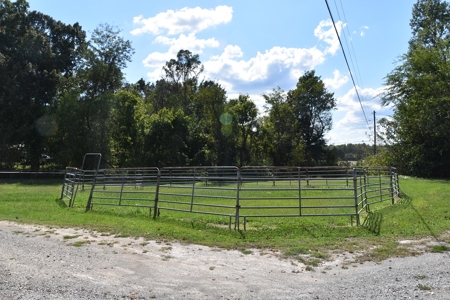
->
[377, 0, 450, 178]
[2, 0, 449, 179]
[0, 0, 338, 170]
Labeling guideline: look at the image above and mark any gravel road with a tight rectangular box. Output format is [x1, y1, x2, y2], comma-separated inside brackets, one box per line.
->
[0, 220, 449, 299]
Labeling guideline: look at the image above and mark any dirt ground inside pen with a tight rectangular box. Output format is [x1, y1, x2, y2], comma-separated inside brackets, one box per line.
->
[1, 220, 449, 299]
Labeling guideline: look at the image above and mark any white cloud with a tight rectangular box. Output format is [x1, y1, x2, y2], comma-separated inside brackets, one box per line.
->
[360, 25, 369, 37]
[134, 10, 348, 106]
[323, 70, 349, 89]
[325, 86, 393, 144]
[155, 33, 219, 55]
[314, 19, 345, 55]
[131, 6, 233, 36]
[204, 46, 325, 86]
[337, 86, 385, 112]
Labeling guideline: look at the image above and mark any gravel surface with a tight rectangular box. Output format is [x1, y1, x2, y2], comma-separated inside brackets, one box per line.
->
[0, 220, 449, 299]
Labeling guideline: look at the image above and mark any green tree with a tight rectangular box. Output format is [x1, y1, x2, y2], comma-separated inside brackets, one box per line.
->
[71, 23, 134, 166]
[143, 108, 189, 167]
[287, 70, 336, 165]
[381, 0, 450, 177]
[163, 49, 204, 114]
[410, 0, 450, 48]
[193, 81, 234, 165]
[227, 95, 258, 166]
[0, 0, 85, 170]
[110, 89, 148, 167]
[262, 87, 303, 165]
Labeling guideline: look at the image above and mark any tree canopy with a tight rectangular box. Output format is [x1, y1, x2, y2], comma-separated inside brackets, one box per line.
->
[381, 0, 450, 178]
[0, 0, 341, 170]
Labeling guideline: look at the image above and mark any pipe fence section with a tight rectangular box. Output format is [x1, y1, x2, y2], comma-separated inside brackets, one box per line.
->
[64, 166, 400, 230]
[60, 167, 83, 207]
[85, 168, 160, 216]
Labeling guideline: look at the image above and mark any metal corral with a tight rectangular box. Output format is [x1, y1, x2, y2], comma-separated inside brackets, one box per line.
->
[64, 166, 400, 230]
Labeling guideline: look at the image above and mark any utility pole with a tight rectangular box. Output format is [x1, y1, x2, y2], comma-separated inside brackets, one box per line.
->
[373, 111, 376, 155]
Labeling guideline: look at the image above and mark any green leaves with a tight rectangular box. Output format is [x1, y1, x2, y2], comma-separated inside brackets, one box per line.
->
[381, 0, 450, 178]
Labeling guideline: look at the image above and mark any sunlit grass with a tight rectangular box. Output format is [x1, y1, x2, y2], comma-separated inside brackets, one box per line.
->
[0, 177, 449, 263]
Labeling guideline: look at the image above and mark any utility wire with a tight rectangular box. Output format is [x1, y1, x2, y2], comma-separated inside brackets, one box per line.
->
[324, 0, 370, 129]
[337, 0, 374, 127]
[332, 0, 359, 88]
[338, 0, 365, 90]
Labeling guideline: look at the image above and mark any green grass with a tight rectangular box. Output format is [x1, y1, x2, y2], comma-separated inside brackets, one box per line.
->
[0, 177, 449, 263]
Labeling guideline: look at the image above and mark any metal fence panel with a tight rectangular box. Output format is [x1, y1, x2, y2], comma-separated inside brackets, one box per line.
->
[68, 166, 400, 230]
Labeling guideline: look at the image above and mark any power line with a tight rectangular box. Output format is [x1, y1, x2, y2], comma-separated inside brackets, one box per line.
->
[324, 0, 371, 130]
[333, 0, 372, 122]
[337, 0, 365, 90]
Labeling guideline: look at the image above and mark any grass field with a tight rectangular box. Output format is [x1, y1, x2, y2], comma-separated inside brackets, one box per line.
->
[0, 176, 449, 263]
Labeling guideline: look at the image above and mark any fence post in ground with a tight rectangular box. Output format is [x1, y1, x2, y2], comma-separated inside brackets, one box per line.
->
[153, 169, 161, 219]
[119, 171, 125, 206]
[298, 167, 302, 216]
[389, 166, 395, 204]
[362, 168, 368, 212]
[306, 168, 310, 187]
[352, 168, 360, 225]
[394, 168, 400, 197]
[85, 170, 99, 212]
[235, 168, 241, 230]
[190, 168, 196, 212]
[59, 169, 67, 201]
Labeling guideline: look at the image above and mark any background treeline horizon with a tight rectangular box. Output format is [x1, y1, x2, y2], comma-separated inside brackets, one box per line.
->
[0, 0, 347, 171]
[2, 0, 450, 179]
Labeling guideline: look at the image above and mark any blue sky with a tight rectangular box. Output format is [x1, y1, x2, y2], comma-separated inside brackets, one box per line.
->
[27, 0, 416, 145]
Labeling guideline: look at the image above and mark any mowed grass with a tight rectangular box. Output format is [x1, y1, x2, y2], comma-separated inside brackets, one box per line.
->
[0, 177, 449, 263]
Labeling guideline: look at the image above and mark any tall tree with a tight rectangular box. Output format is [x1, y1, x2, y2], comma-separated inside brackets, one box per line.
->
[287, 70, 336, 165]
[163, 49, 204, 114]
[193, 80, 232, 165]
[73, 23, 134, 165]
[227, 95, 258, 166]
[381, 0, 450, 178]
[110, 89, 148, 167]
[262, 87, 303, 166]
[410, 0, 450, 48]
[0, 0, 86, 170]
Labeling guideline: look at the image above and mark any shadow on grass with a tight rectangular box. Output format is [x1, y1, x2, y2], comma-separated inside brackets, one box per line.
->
[402, 192, 450, 258]
[362, 211, 383, 235]
[55, 198, 68, 208]
[0, 179, 62, 186]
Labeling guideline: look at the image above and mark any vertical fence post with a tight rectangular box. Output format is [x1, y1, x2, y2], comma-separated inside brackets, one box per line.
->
[298, 167, 302, 216]
[153, 169, 161, 219]
[71, 168, 82, 207]
[306, 168, 309, 187]
[190, 168, 196, 212]
[85, 170, 99, 212]
[352, 168, 360, 225]
[235, 168, 241, 230]
[346, 168, 349, 187]
[363, 169, 368, 212]
[119, 171, 125, 206]
[394, 168, 400, 197]
[389, 166, 395, 204]
[378, 168, 383, 203]
[60, 169, 67, 201]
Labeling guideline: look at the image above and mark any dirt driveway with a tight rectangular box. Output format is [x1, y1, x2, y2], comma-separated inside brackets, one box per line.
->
[0, 221, 449, 299]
